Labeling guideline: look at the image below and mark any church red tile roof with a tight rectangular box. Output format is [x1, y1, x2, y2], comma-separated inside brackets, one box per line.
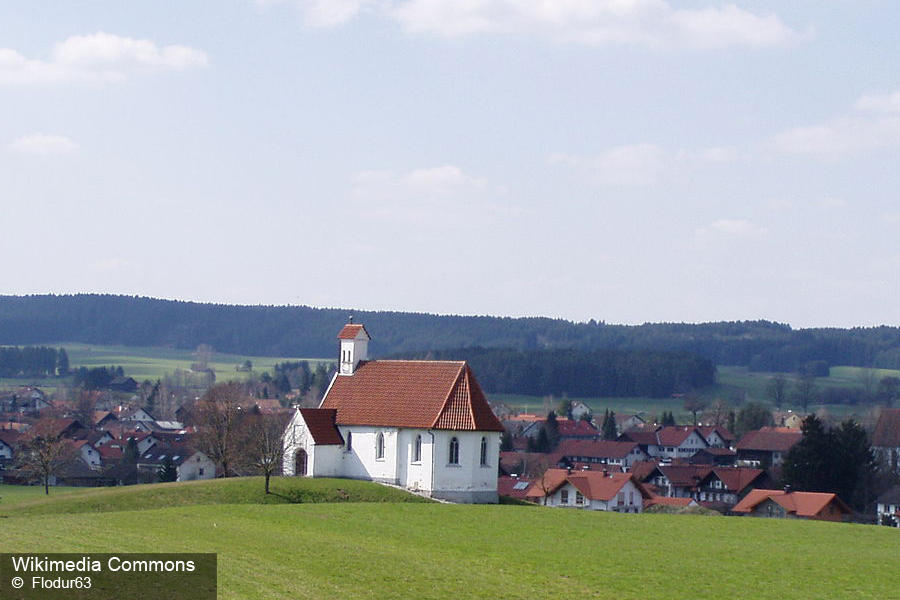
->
[297, 408, 344, 445]
[337, 324, 370, 340]
[321, 360, 504, 432]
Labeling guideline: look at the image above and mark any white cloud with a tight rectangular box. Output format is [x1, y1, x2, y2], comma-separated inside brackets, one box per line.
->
[696, 218, 768, 240]
[8, 133, 79, 155]
[550, 143, 736, 186]
[854, 91, 900, 114]
[258, 0, 800, 49]
[392, 0, 800, 49]
[353, 165, 490, 200]
[771, 90, 900, 158]
[256, 0, 375, 27]
[0, 32, 208, 85]
[349, 165, 519, 227]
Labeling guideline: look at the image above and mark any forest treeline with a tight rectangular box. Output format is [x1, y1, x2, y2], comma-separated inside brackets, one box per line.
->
[2, 294, 900, 371]
[0, 345, 68, 377]
[391, 347, 716, 398]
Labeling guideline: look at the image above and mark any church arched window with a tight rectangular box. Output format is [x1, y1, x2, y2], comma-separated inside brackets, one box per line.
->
[448, 437, 460, 465]
[412, 434, 422, 463]
[480, 436, 488, 466]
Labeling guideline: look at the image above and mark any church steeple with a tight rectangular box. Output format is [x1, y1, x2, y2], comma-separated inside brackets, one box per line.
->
[337, 321, 370, 375]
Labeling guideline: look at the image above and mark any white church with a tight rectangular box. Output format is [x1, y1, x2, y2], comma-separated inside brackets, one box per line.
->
[282, 323, 505, 503]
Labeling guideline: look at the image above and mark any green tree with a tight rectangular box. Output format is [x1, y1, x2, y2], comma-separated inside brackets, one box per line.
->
[782, 415, 832, 493]
[158, 459, 178, 482]
[56, 348, 69, 376]
[601, 409, 617, 440]
[782, 416, 876, 511]
[500, 429, 514, 452]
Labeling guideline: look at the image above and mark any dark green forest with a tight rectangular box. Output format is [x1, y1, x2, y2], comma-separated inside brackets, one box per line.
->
[391, 347, 716, 398]
[2, 294, 900, 371]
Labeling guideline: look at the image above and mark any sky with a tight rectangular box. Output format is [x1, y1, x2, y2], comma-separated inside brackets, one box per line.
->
[1, 1, 898, 328]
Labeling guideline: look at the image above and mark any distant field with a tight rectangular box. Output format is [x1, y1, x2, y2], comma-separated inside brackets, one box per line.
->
[0, 481, 896, 600]
[0, 342, 333, 388]
[494, 364, 896, 422]
[492, 393, 685, 420]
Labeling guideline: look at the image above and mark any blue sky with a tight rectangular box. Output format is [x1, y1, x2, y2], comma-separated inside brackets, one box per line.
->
[1, 1, 898, 327]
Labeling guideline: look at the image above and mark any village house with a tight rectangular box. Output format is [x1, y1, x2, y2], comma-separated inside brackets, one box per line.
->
[773, 411, 804, 429]
[876, 486, 900, 527]
[618, 426, 710, 460]
[633, 463, 771, 509]
[735, 427, 803, 467]
[526, 468, 651, 512]
[0, 429, 19, 463]
[873, 409, 900, 473]
[282, 323, 505, 503]
[697, 425, 734, 449]
[732, 489, 851, 522]
[555, 439, 650, 469]
[137, 443, 215, 482]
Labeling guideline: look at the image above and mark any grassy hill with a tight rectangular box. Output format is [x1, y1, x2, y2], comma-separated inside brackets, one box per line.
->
[0, 477, 429, 517]
[0, 486, 897, 600]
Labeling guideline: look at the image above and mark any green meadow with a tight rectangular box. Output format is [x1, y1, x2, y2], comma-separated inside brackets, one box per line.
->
[0, 479, 897, 600]
[0, 342, 333, 388]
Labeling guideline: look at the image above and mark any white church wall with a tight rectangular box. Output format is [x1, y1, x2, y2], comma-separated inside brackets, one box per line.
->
[431, 430, 500, 503]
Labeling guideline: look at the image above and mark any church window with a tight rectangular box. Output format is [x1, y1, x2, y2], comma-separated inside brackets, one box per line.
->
[375, 432, 384, 460]
[449, 437, 460, 465]
[413, 434, 422, 463]
[346, 431, 353, 452]
[480, 436, 488, 466]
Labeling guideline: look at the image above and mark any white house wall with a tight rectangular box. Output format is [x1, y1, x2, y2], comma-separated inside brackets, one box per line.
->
[177, 452, 214, 481]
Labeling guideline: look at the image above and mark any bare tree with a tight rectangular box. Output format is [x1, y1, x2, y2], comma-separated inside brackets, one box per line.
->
[766, 375, 788, 409]
[193, 382, 249, 477]
[16, 434, 71, 495]
[793, 372, 818, 414]
[684, 395, 708, 426]
[530, 455, 560, 506]
[245, 412, 288, 494]
[705, 399, 730, 428]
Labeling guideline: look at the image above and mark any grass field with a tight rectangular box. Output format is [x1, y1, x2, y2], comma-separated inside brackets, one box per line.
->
[0, 479, 897, 600]
[0, 477, 429, 518]
[494, 364, 900, 423]
[0, 342, 333, 388]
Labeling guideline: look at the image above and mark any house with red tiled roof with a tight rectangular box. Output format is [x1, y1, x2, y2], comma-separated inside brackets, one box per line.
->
[735, 427, 803, 467]
[732, 489, 851, 521]
[873, 409, 900, 472]
[555, 439, 650, 469]
[283, 323, 505, 503]
[526, 468, 651, 512]
[618, 426, 709, 460]
[0, 429, 20, 462]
